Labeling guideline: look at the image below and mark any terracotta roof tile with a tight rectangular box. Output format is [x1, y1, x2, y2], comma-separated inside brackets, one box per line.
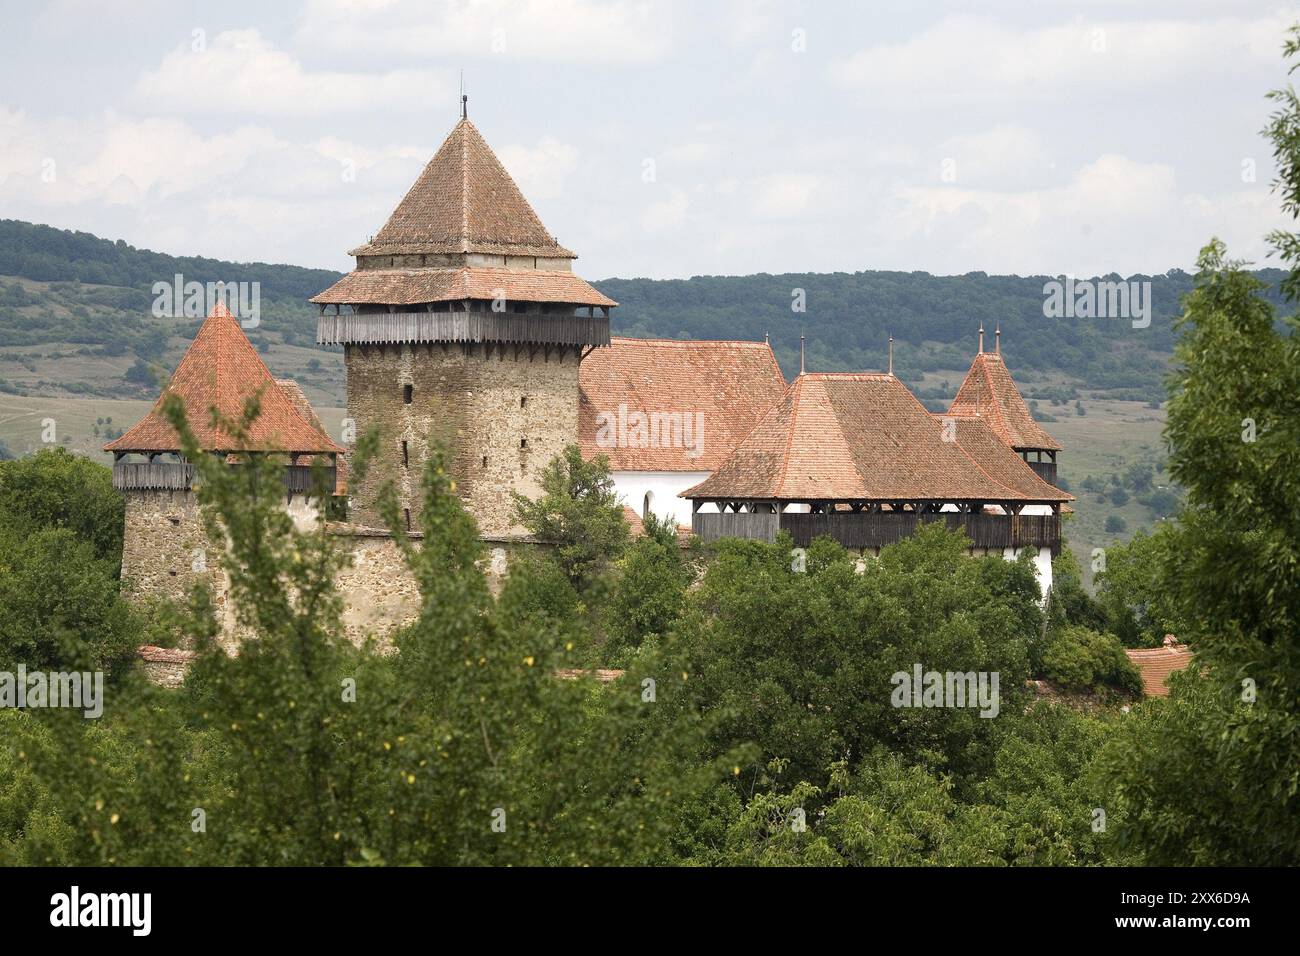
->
[310, 266, 615, 308]
[945, 415, 1073, 502]
[1125, 642, 1193, 697]
[105, 303, 345, 455]
[579, 337, 786, 472]
[349, 118, 575, 259]
[684, 373, 1071, 503]
[948, 352, 1061, 451]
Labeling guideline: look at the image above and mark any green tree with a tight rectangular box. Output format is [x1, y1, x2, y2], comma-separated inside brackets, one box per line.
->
[1094, 528, 1185, 647]
[603, 513, 693, 660]
[0, 524, 137, 677]
[0, 448, 123, 568]
[513, 445, 629, 591]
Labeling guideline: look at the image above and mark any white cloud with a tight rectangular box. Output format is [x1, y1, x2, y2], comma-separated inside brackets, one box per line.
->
[496, 137, 580, 200]
[881, 153, 1279, 275]
[135, 29, 449, 115]
[830, 14, 1291, 104]
[936, 126, 1051, 188]
[750, 173, 819, 219]
[294, 0, 674, 63]
[641, 187, 689, 231]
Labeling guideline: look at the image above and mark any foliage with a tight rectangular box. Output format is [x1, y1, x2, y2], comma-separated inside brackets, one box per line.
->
[512, 444, 629, 591]
[603, 513, 693, 659]
[1094, 528, 1185, 647]
[674, 526, 1042, 791]
[1039, 625, 1143, 696]
[0, 447, 123, 568]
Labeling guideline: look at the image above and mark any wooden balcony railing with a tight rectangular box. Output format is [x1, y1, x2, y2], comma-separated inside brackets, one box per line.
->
[317, 312, 610, 347]
[112, 461, 196, 490]
[113, 461, 335, 494]
[692, 510, 1061, 553]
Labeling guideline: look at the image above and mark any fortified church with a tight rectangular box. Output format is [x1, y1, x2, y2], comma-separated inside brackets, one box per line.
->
[108, 107, 1070, 656]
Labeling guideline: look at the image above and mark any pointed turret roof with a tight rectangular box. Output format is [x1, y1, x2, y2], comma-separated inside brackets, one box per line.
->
[947, 351, 1062, 451]
[105, 303, 345, 455]
[349, 118, 575, 259]
[683, 373, 1069, 503]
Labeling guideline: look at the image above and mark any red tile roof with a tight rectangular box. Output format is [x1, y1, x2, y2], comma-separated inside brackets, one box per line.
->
[948, 351, 1061, 451]
[311, 266, 615, 308]
[944, 415, 1072, 501]
[349, 118, 575, 259]
[579, 337, 786, 472]
[105, 303, 345, 455]
[1125, 640, 1193, 697]
[683, 373, 1072, 503]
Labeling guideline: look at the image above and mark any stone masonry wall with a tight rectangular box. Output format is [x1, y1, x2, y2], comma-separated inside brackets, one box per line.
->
[120, 487, 226, 610]
[345, 342, 581, 536]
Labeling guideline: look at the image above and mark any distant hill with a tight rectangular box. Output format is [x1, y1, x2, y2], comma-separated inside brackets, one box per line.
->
[0, 218, 1290, 408]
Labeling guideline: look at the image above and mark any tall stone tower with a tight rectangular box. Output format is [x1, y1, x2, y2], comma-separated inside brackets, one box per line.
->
[313, 115, 614, 536]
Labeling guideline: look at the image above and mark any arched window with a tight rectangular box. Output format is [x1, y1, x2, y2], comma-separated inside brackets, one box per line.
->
[642, 490, 655, 520]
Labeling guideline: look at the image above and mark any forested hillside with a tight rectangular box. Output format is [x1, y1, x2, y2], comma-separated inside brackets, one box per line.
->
[0, 218, 1291, 406]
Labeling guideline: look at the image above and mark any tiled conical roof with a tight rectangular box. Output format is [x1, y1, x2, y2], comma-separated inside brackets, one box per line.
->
[683, 373, 1069, 503]
[948, 351, 1061, 451]
[349, 118, 575, 259]
[105, 303, 345, 455]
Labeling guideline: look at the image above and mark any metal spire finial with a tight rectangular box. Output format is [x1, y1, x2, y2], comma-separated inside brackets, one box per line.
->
[978, 323, 985, 354]
[800, 335, 806, 376]
[888, 334, 894, 376]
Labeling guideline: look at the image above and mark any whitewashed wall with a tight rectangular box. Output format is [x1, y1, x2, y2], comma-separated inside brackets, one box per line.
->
[610, 470, 711, 527]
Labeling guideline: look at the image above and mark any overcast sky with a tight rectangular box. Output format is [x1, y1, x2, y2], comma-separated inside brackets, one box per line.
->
[1, 0, 1297, 280]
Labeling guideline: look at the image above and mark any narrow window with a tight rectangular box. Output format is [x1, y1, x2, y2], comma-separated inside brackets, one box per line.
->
[520, 438, 528, 449]
[401, 440, 409, 467]
[520, 395, 527, 409]
[482, 455, 488, 468]
[403, 383, 413, 404]
[404, 508, 411, 531]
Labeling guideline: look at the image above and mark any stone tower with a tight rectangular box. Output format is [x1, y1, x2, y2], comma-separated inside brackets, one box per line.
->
[312, 116, 614, 536]
[105, 302, 344, 616]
